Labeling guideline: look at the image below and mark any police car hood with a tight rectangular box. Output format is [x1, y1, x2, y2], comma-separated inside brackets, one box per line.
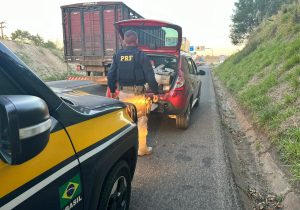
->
[53, 88, 124, 110]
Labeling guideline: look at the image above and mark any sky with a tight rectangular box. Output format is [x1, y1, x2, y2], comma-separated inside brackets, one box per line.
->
[0, 0, 239, 55]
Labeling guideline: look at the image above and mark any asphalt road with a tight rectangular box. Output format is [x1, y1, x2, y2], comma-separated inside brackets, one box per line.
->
[48, 67, 242, 210]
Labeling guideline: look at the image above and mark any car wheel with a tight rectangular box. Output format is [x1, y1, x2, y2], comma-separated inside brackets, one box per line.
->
[194, 87, 201, 107]
[176, 103, 191, 129]
[98, 161, 131, 210]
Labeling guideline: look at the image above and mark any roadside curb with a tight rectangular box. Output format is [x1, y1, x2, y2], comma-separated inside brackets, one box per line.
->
[211, 71, 300, 210]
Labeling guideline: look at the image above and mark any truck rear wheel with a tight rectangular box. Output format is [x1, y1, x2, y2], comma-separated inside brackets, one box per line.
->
[176, 103, 191, 129]
[98, 161, 131, 210]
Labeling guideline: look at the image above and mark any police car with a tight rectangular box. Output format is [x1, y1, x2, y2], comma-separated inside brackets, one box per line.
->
[0, 42, 138, 210]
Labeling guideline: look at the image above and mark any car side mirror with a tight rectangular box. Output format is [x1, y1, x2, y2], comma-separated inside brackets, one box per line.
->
[198, 70, 206, 76]
[0, 95, 51, 165]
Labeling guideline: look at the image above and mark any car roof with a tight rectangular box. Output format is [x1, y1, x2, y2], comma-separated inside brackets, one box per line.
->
[180, 52, 192, 58]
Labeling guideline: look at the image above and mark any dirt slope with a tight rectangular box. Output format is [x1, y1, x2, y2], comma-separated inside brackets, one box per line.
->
[1, 40, 77, 81]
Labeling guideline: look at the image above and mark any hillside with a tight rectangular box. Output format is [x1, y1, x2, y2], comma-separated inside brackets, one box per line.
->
[1, 40, 78, 81]
[215, 5, 300, 180]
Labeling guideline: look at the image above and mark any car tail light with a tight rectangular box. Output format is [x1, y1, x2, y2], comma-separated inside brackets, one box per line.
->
[174, 76, 185, 90]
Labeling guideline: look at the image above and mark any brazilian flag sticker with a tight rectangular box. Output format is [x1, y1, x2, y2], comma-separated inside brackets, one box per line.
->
[59, 174, 82, 209]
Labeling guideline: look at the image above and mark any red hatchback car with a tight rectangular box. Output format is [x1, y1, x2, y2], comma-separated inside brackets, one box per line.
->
[116, 19, 205, 129]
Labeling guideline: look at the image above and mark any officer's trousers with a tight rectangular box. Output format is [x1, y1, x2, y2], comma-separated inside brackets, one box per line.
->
[118, 91, 151, 155]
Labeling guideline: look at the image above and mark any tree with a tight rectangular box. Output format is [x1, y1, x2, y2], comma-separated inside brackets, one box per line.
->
[44, 40, 57, 49]
[2, 35, 9, 40]
[30, 34, 44, 46]
[230, 0, 295, 45]
[10, 29, 58, 49]
[230, 0, 256, 45]
[11, 29, 32, 43]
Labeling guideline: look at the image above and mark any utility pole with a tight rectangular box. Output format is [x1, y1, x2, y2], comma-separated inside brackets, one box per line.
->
[0, 22, 6, 39]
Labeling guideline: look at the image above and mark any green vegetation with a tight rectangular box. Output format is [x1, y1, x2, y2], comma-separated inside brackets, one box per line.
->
[11, 29, 58, 50]
[15, 52, 33, 65]
[216, 4, 300, 180]
[43, 71, 81, 82]
[49, 48, 66, 62]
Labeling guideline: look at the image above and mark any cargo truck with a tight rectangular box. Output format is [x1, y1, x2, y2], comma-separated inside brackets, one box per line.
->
[61, 2, 143, 84]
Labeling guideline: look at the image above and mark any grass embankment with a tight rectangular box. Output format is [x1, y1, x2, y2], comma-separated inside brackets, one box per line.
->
[215, 5, 300, 180]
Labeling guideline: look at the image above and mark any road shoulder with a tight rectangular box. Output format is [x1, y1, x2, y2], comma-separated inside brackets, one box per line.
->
[212, 71, 300, 210]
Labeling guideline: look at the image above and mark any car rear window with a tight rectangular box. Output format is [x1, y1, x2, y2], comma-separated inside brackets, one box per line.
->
[121, 26, 179, 48]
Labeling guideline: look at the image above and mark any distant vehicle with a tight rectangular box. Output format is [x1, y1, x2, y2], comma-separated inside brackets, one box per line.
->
[219, 55, 226, 63]
[195, 60, 206, 66]
[61, 1, 143, 84]
[0, 41, 138, 210]
[116, 19, 206, 129]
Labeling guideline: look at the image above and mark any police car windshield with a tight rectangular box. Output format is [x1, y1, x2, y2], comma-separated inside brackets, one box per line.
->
[121, 26, 179, 49]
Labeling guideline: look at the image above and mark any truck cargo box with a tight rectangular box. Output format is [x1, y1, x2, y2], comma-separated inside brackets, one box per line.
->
[61, 1, 143, 69]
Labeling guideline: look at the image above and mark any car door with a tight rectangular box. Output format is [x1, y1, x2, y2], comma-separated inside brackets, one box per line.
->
[186, 57, 199, 104]
[190, 58, 202, 98]
[0, 69, 83, 210]
[181, 56, 193, 93]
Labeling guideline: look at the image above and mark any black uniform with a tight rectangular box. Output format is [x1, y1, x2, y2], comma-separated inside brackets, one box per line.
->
[108, 46, 159, 94]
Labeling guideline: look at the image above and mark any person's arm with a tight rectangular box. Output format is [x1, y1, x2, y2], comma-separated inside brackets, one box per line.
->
[141, 53, 159, 94]
[108, 54, 118, 93]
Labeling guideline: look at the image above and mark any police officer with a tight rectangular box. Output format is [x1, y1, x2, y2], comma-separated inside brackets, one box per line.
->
[108, 30, 159, 156]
